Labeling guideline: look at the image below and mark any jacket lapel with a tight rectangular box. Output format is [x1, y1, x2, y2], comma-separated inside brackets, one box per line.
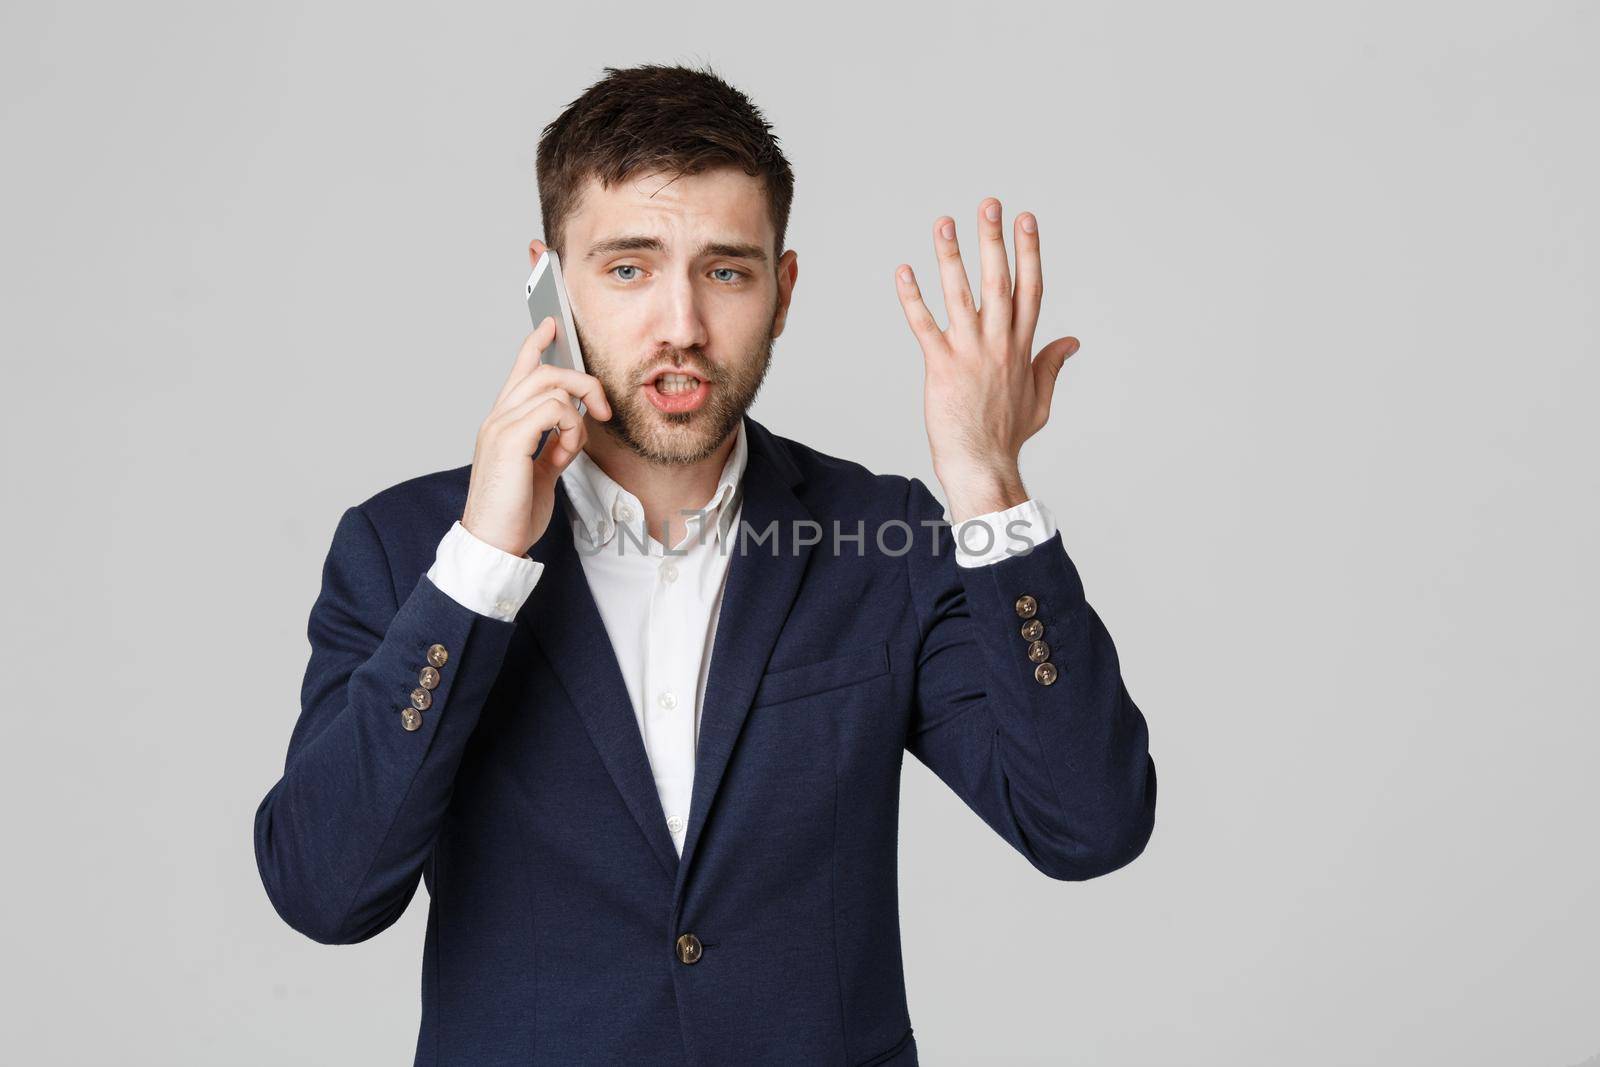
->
[672, 417, 812, 905]
[525, 484, 681, 882]
[522, 416, 813, 897]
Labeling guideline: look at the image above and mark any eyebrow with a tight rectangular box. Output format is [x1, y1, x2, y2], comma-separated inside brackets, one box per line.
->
[583, 234, 769, 265]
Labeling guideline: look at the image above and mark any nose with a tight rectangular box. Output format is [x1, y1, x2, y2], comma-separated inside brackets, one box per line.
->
[654, 273, 710, 355]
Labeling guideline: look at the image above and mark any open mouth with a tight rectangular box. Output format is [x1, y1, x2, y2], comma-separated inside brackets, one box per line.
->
[645, 370, 710, 413]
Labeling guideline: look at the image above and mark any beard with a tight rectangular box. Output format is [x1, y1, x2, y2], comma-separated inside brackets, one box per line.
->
[572, 317, 774, 466]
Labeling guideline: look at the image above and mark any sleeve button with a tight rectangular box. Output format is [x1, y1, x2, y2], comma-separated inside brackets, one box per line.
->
[1027, 640, 1051, 664]
[401, 707, 424, 731]
[1034, 662, 1058, 686]
[1020, 618, 1043, 641]
[427, 644, 449, 668]
[418, 666, 440, 690]
[410, 687, 433, 711]
[1014, 594, 1038, 618]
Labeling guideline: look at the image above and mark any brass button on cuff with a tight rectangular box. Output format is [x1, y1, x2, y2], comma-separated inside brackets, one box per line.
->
[401, 707, 424, 731]
[418, 666, 440, 690]
[1034, 662, 1058, 686]
[675, 932, 703, 964]
[1020, 618, 1043, 641]
[1014, 595, 1038, 619]
[410, 687, 433, 711]
[426, 644, 449, 669]
[1027, 640, 1051, 664]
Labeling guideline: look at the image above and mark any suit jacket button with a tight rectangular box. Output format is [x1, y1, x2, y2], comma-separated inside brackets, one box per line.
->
[1014, 594, 1038, 619]
[401, 707, 424, 731]
[1020, 618, 1043, 641]
[1034, 662, 1058, 686]
[426, 644, 449, 669]
[410, 687, 433, 711]
[1027, 639, 1050, 663]
[675, 933, 703, 964]
[418, 666, 440, 690]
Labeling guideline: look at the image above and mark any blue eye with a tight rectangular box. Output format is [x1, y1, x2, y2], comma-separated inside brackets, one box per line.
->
[607, 265, 747, 285]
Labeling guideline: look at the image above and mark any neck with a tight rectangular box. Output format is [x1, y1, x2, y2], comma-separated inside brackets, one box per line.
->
[581, 418, 739, 550]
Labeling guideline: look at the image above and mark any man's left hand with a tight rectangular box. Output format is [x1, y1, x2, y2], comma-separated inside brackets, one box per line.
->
[894, 198, 1079, 523]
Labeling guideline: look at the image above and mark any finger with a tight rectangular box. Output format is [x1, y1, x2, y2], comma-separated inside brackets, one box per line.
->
[490, 387, 572, 438]
[1011, 212, 1043, 360]
[523, 395, 586, 471]
[894, 265, 949, 359]
[932, 216, 978, 336]
[976, 198, 1013, 347]
[497, 365, 612, 421]
[531, 399, 587, 472]
[1030, 335, 1081, 422]
[492, 390, 576, 460]
[560, 371, 612, 422]
[495, 315, 558, 407]
[498, 389, 583, 464]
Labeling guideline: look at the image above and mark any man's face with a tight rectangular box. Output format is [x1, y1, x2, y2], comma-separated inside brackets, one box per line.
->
[555, 166, 797, 466]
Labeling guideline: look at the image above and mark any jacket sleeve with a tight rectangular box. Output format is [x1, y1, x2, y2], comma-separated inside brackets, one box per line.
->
[901, 477, 1157, 881]
[253, 504, 519, 944]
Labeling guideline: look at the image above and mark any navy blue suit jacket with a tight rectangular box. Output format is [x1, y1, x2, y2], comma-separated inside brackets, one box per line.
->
[254, 415, 1157, 1065]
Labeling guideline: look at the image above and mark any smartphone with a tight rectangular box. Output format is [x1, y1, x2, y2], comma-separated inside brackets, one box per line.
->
[524, 249, 589, 459]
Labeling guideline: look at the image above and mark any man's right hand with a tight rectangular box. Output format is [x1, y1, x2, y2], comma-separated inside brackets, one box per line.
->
[461, 315, 613, 556]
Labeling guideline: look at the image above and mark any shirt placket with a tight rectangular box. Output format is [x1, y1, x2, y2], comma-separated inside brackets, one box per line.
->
[642, 514, 701, 855]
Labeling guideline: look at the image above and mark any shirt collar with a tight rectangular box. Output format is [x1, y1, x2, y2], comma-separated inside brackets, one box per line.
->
[561, 419, 748, 552]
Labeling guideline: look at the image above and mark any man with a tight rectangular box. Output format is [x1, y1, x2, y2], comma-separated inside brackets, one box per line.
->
[254, 62, 1156, 1066]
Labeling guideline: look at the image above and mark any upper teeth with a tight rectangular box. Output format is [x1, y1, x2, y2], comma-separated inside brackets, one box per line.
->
[657, 373, 699, 394]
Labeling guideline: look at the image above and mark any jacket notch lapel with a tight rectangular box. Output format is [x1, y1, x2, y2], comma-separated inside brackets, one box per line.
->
[672, 418, 813, 904]
[525, 483, 681, 882]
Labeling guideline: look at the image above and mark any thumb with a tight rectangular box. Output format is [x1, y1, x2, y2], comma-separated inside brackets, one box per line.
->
[1032, 336, 1081, 410]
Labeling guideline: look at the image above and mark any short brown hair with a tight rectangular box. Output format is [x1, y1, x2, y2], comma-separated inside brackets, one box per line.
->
[535, 62, 796, 267]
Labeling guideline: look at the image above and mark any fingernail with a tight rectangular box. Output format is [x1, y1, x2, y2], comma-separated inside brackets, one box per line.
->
[899, 267, 913, 284]
[1021, 214, 1036, 234]
[985, 202, 1000, 222]
[940, 221, 955, 240]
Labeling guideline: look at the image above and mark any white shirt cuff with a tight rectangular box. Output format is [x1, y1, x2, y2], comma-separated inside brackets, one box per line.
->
[425, 521, 545, 621]
[952, 498, 1058, 568]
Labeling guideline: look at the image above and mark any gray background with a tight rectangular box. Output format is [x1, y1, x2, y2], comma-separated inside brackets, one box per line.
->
[2, 1, 1596, 1064]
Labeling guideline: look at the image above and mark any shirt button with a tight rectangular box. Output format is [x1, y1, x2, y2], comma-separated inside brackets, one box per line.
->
[657, 691, 678, 711]
[660, 561, 679, 583]
[667, 815, 684, 833]
[495, 599, 515, 615]
[617, 503, 636, 522]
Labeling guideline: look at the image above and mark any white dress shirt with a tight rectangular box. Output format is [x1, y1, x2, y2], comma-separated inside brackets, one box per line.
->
[426, 421, 1057, 856]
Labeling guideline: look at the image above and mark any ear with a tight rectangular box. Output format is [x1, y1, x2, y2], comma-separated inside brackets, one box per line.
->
[528, 238, 547, 268]
[771, 249, 798, 338]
